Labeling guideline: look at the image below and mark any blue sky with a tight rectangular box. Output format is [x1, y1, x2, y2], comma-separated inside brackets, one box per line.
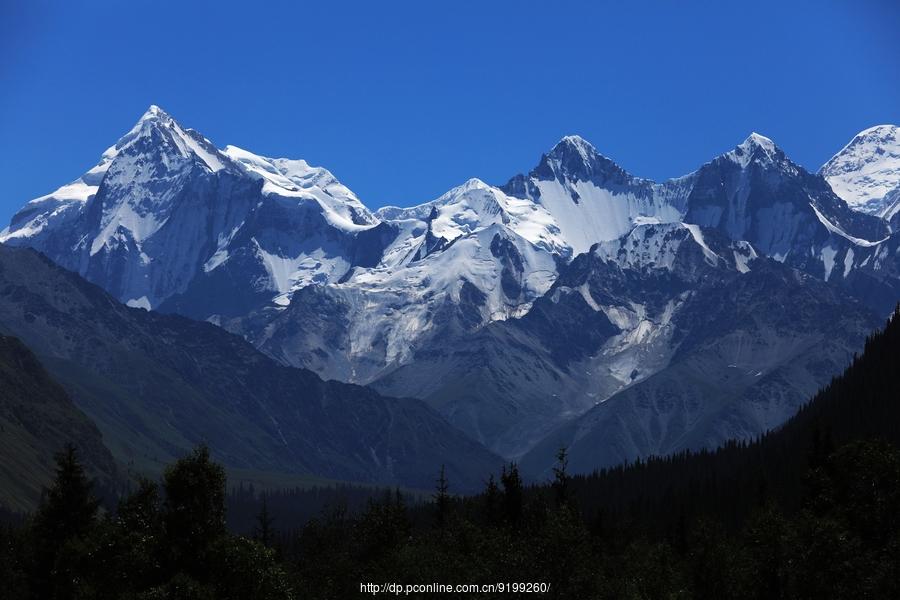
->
[1, 0, 898, 221]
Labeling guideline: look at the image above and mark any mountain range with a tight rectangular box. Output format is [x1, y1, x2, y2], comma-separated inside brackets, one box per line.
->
[0, 244, 500, 500]
[2, 108, 899, 494]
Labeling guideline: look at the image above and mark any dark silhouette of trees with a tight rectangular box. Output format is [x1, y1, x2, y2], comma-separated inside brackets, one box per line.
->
[29, 443, 100, 599]
[7, 443, 293, 599]
[2, 308, 900, 598]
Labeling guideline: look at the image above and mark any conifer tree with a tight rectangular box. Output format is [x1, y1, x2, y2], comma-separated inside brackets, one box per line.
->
[433, 465, 450, 533]
[500, 463, 523, 529]
[162, 444, 227, 579]
[255, 496, 275, 548]
[483, 474, 500, 526]
[30, 443, 100, 599]
[553, 446, 570, 508]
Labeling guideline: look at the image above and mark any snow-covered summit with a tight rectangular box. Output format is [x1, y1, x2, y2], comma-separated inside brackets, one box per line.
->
[500, 135, 686, 255]
[533, 134, 639, 187]
[556, 134, 600, 164]
[820, 124, 900, 215]
[1, 105, 233, 248]
[114, 104, 231, 173]
[723, 132, 790, 170]
[377, 178, 569, 257]
[1, 105, 380, 311]
[6, 111, 900, 396]
[223, 145, 377, 230]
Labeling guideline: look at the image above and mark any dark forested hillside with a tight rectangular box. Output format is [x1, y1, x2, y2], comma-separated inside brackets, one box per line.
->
[2, 309, 898, 598]
[559, 304, 900, 534]
[0, 335, 116, 511]
[0, 244, 500, 493]
[274, 307, 900, 598]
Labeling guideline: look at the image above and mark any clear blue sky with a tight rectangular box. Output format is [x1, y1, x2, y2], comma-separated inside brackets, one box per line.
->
[2, 0, 898, 221]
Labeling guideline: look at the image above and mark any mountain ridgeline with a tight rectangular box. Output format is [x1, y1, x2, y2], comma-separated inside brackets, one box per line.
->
[2, 107, 900, 498]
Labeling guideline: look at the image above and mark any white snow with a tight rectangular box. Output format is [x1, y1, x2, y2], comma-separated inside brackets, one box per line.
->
[126, 296, 151, 310]
[224, 145, 378, 231]
[821, 124, 900, 214]
[821, 245, 837, 280]
[843, 247, 855, 278]
[6, 109, 899, 398]
[726, 133, 781, 169]
[379, 178, 569, 256]
[0, 149, 116, 243]
[880, 188, 900, 222]
[321, 221, 559, 371]
[81, 105, 238, 256]
[120, 105, 227, 173]
[732, 241, 758, 274]
[683, 223, 720, 264]
[527, 178, 683, 255]
[594, 222, 731, 272]
[252, 238, 351, 295]
[809, 201, 888, 247]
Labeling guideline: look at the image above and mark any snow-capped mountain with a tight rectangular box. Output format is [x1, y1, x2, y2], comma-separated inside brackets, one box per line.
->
[373, 221, 770, 456]
[674, 132, 900, 314]
[375, 220, 879, 459]
[377, 177, 570, 258]
[4, 108, 899, 465]
[251, 178, 564, 383]
[368, 134, 898, 456]
[1, 106, 387, 315]
[684, 133, 888, 261]
[500, 135, 689, 254]
[222, 144, 377, 230]
[249, 137, 712, 385]
[520, 249, 878, 476]
[821, 124, 900, 216]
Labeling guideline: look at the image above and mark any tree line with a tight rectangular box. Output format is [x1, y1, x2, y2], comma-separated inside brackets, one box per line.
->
[1, 307, 899, 599]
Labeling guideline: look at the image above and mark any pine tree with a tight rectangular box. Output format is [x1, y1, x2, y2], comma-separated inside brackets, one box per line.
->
[500, 463, 523, 529]
[483, 474, 500, 526]
[30, 443, 100, 599]
[255, 496, 275, 548]
[109, 477, 164, 594]
[433, 465, 450, 533]
[553, 446, 570, 508]
[162, 444, 227, 579]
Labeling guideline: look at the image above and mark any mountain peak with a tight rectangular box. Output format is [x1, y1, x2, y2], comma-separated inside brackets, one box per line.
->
[143, 103, 164, 116]
[726, 132, 782, 168]
[557, 133, 596, 150]
[744, 131, 776, 149]
[550, 134, 600, 162]
[137, 104, 173, 125]
[105, 103, 229, 177]
[533, 134, 634, 187]
[458, 177, 490, 191]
